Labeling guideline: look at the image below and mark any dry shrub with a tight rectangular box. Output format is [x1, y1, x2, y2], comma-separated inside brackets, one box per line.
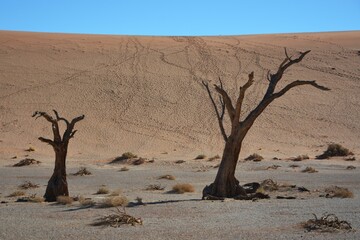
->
[111, 152, 138, 164]
[7, 191, 25, 197]
[16, 194, 44, 203]
[79, 196, 95, 207]
[345, 157, 356, 161]
[302, 167, 318, 173]
[158, 174, 176, 180]
[73, 167, 92, 176]
[325, 186, 353, 198]
[119, 166, 129, 171]
[18, 181, 39, 189]
[91, 207, 142, 227]
[145, 184, 165, 191]
[293, 155, 309, 161]
[302, 213, 353, 232]
[133, 158, 145, 165]
[13, 158, 41, 167]
[175, 160, 186, 164]
[25, 147, 35, 152]
[172, 183, 195, 194]
[195, 154, 206, 160]
[260, 179, 278, 191]
[109, 189, 122, 196]
[245, 153, 264, 162]
[346, 165, 356, 170]
[208, 155, 221, 161]
[289, 164, 300, 168]
[96, 187, 110, 195]
[266, 165, 281, 170]
[56, 196, 74, 205]
[316, 143, 353, 159]
[101, 196, 129, 208]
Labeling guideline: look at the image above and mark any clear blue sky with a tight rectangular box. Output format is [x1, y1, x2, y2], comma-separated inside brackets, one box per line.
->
[0, 0, 359, 36]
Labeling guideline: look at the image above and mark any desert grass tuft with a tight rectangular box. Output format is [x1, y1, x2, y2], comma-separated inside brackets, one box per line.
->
[172, 183, 195, 194]
[302, 167, 318, 173]
[208, 155, 221, 161]
[16, 194, 44, 203]
[79, 196, 95, 207]
[100, 196, 129, 208]
[302, 213, 353, 232]
[325, 186, 354, 198]
[109, 189, 122, 196]
[25, 147, 35, 152]
[316, 143, 353, 159]
[245, 153, 264, 162]
[195, 154, 206, 160]
[13, 158, 41, 167]
[293, 155, 310, 161]
[145, 184, 165, 191]
[56, 196, 74, 205]
[158, 174, 176, 180]
[259, 179, 278, 191]
[121, 152, 137, 159]
[7, 191, 25, 197]
[119, 166, 130, 171]
[96, 187, 110, 195]
[73, 167, 92, 176]
[18, 181, 39, 189]
[91, 207, 142, 227]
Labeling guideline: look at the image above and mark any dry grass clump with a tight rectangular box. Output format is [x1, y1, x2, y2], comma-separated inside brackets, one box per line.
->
[302, 213, 353, 232]
[259, 179, 278, 191]
[25, 147, 35, 152]
[293, 155, 310, 161]
[245, 153, 264, 162]
[121, 152, 138, 159]
[345, 156, 356, 161]
[7, 191, 25, 197]
[324, 186, 354, 198]
[96, 187, 110, 195]
[56, 196, 74, 205]
[119, 166, 129, 171]
[302, 167, 318, 173]
[91, 207, 142, 227]
[266, 165, 281, 170]
[79, 196, 95, 207]
[13, 158, 41, 167]
[18, 181, 39, 189]
[16, 194, 44, 203]
[346, 165, 356, 170]
[100, 196, 129, 208]
[158, 174, 176, 180]
[195, 154, 206, 160]
[109, 189, 122, 196]
[133, 158, 145, 165]
[145, 184, 165, 191]
[175, 160, 186, 164]
[208, 155, 221, 161]
[289, 164, 300, 168]
[73, 167, 92, 176]
[172, 183, 195, 194]
[316, 143, 353, 159]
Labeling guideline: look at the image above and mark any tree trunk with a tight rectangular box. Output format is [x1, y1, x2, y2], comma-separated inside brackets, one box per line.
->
[210, 135, 246, 198]
[44, 147, 68, 202]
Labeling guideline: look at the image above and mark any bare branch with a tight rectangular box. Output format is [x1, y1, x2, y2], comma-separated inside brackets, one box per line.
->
[284, 47, 292, 61]
[38, 137, 55, 147]
[272, 80, 330, 100]
[53, 110, 70, 126]
[202, 81, 228, 141]
[69, 130, 77, 139]
[214, 79, 235, 122]
[63, 115, 85, 141]
[233, 72, 254, 125]
[32, 111, 56, 124]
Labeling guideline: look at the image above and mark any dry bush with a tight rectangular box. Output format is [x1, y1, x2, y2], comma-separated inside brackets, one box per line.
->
[96, 187, 110, 195]
[345, 157, 356, 161]
[175, 160, 186, 164]
[145, 184, 165, 191]
[172, 183, 195, 194]
[302, 167, 318, 173]
[266, 165, 281, 170]
[56, 196, 74, 205]
[293, 155, 310, 161]
[73, 167, 92, 176]
[346, 165, 356, 170]
[119, 166, 129, 171]
[16, 194, 44, 203]
[79, 196, 95, 207]
[13, 158, 41, 167]
[195, 154, 206, 160]
[158, 174, 176, 180]
[91, 207, 142, 227]
[302, 213, 353, 232]
[121, 152, 137, 159]
[245, 153, 264, 162]
[18, 181, 39, 189]
[289, 164, 300, 168]
[325, 186, 354, 198]
[316, 143, 353, 159]
[100, 196, 129, 208]
[133, 158, 145, 165]
[25, 147, 35, 152]
[259, 179, 278, 191]
[109, 189, 122, 196]
[7, 191, 25, 197]
[208, 155, 221, 161]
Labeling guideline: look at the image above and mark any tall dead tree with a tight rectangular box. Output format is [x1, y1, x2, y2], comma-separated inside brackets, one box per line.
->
[202, 49, 330, 199]
[33, 110, 84, 202]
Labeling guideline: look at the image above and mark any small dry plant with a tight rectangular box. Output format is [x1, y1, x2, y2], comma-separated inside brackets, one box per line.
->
[293, 155, 310, 161]
[13, 158, 41, 167]
[79, 196, 95, 207]
[25, 147, 35, 152]
[120, 166, 129, 171]
[145, 184, 165, 191]
[324, 186, 353, 198]
[259, 179, 279, 192]
[302, 213, 353, 232]
[133, 158, 146, 165]
[316, 143, 353, 159]
[73, 167, 92, 176]
[56, 196, 74, 205]
[7, 191, 25, 197]
[18, 181, 39, 189]
[100, 196, 129, 208]
[92, 207, 142, 227]
[17, 194, 44, 203]
[195, 154, 206, 160]
[158, 174, 176, 180]
[172, 183, 195, 193]
[109, 189, 122, 196]
[96, 187, 110, 194]
[208, 155, 221, 161]
[302, 167, 318, 173]
[245, 153, 264, 162]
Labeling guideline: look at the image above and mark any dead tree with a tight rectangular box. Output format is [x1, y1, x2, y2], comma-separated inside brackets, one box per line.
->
[32, 110, 84, 202]
[202, 49, 330, 199]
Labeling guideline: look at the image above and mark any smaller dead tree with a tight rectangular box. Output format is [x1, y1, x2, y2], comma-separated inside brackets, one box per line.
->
[33, 110, 84, 202]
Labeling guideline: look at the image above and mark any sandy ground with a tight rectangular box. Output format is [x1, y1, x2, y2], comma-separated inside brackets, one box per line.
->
[1, 30, 360, 239]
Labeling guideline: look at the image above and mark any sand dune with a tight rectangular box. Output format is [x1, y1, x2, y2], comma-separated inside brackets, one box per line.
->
[1, 31, 360, 162]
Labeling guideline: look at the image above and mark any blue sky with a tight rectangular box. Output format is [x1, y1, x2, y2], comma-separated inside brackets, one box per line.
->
[0, 0, 359, 36]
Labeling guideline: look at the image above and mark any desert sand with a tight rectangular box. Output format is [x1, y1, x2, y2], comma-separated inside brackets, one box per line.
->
[0, 30, 360, 239]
